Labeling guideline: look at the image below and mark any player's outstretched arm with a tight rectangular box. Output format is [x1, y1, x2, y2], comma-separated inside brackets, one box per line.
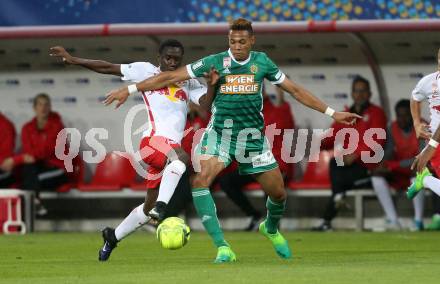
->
[49, 46, 121, 76]
[103, 66, 191, 108]
[279, 78, 361, 125]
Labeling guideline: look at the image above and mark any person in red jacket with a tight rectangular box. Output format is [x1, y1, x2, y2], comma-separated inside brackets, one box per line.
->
[314, 76, 387, 231]
[20, 93, 67, 215]
[217, 85, 296, 231]
[0, 112, 18, 187]
[1, 112, 39, 188]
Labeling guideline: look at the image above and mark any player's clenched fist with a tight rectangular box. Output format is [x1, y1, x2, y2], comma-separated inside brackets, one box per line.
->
[204, 67, 219, 86]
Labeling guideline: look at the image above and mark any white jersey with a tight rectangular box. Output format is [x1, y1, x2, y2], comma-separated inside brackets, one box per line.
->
[412, 71, 440, 132]
[121, 62, 206, 144]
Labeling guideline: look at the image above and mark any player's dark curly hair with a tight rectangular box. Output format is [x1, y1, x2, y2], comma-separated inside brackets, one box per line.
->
[395, 99, 410, 113]
[230, 18, 253, 35]
[159, 39, 184, 55]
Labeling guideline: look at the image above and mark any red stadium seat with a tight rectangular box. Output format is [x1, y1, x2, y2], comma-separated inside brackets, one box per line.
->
[130, 178, 149, 191]
[78, 152, 135, 191]
[288, 150, 333, 190]
[242, 182, 262, 191]
[57, 156, 84, 193]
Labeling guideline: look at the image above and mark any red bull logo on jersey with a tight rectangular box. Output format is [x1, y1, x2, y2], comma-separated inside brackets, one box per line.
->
[157, 85, 188, 102]
[220, 74, 259, 94]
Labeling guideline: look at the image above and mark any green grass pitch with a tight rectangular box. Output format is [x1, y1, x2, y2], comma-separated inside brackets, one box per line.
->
[1, 232, 440, 283]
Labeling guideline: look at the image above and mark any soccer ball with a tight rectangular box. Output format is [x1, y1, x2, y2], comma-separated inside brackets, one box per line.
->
[156, 217, 190, 250]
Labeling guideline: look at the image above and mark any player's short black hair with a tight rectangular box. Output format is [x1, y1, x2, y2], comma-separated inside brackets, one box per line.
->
[33, 93, 51, 107]
[351, 75, 371, 93]
[230, 18, 253, 35]
[395, 99, 410, 113]
[158, 39, 184, 55]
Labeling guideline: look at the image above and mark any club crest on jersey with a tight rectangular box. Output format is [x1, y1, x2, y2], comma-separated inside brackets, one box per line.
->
[250, 64, 258, 74]
[432, 81, 438, 96]
[223, 57, 231, 68]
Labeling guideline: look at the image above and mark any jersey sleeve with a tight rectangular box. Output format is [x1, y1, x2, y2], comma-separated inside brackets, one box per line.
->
[186, 55, 217, 79]
[263, 53, 286, 85]
[120, 62, 156, 83]
[411, 76, 429, 102]
[188, 79, 207, 105]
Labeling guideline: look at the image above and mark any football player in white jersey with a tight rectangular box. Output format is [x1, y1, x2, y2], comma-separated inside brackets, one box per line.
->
[407, 48, 440, 200]
[50, 39, 217, 261]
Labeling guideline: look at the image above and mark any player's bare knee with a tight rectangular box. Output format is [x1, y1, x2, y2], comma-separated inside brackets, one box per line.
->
[192, 172, 211, 188]
[177, 151, 190, 168]
[270, 188, 287, 202]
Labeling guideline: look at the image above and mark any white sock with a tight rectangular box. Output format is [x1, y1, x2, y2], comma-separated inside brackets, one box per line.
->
[410, 177, 424, 221]
[371, 176, 398, 223]
[413, 191, 425, 221]
[157, 160, 186, 204]
[115, 203, 150, 241]
[423, 176, 440, 197]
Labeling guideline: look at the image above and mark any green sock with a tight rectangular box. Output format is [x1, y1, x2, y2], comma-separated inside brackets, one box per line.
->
[266, 197, 286, 234]
[192, 188, 228, 248]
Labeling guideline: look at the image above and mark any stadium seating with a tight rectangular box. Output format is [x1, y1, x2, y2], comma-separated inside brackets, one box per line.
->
[56, 156, 84, 193]
[288, 150, 333, 190]
[242, 182, 262, 191]
[78, 152, 135, 191]
[130, 178, 149, 191]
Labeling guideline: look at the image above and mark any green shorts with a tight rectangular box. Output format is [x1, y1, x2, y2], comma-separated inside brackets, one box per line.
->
[195, 127, 278, 175]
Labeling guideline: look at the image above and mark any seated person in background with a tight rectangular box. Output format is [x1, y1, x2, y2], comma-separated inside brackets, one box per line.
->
[371, 99, 425, 231]
[313, 76, 387, 231]
[19, 93, 68, 216]
[0, 112, 19, 188]
[217, 85, 295, 231]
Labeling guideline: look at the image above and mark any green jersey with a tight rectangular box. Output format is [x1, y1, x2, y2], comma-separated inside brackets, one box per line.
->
[186, 49, 285, 139]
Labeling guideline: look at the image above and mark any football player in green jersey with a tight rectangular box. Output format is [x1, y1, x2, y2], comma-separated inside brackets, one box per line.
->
[104, 18, 361, 263]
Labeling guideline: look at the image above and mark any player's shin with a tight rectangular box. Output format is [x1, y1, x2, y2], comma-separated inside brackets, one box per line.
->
[157, 160, 186, 204]
[265, 197, 286, 234]
[115, 203, 151, 241]
[192, 188, 228, 247]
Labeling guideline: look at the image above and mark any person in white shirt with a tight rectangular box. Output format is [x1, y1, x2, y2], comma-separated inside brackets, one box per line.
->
[50, 39, 217, 261]
[407, 48, 440, 201]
